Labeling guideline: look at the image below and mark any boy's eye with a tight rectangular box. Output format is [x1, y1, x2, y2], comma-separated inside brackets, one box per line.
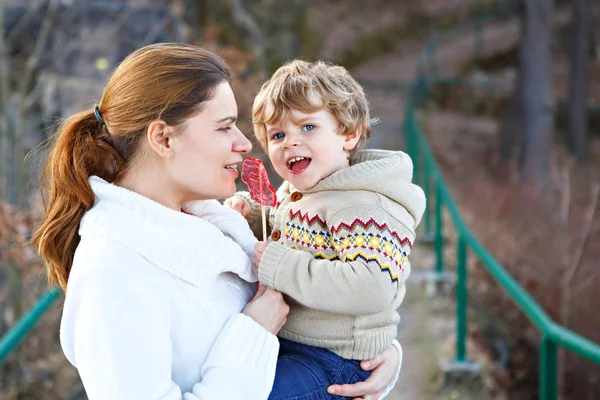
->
[302, 124, 315, 132]
[271, 132, 285, 140]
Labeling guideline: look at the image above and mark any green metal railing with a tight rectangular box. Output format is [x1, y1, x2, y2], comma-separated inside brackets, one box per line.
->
[1, 5, 600, 400]
[0, 286, 60, 363]
[405, 4, 600, 400]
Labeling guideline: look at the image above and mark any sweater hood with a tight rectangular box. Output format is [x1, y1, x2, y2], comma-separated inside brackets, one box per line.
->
[293, 149, 426, 226]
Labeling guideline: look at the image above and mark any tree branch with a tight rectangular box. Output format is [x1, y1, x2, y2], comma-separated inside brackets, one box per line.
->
[226, 0, 267, 72]
[19, 0, 59, 103]
[6, 0, 45, 42]
[566, 182, 600, 286]
[0, 0, 11, 200]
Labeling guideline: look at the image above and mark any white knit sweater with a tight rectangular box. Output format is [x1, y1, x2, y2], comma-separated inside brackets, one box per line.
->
[60, 176, 279, 399]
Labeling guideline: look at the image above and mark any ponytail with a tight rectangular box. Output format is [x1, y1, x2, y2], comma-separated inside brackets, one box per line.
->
[33, 43, 234, 291]
[32, 110, 123, 291]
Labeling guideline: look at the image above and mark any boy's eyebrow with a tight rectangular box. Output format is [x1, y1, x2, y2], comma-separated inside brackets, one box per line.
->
[266, 125, 282, 134]
[216, 115, 236, 124]
[292, 115, 319, 125]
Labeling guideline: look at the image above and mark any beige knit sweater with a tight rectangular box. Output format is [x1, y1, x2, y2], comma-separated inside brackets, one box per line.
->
[238, 149, 426, 360]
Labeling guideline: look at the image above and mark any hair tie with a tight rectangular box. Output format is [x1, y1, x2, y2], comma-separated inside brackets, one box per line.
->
[94, 105, 106, 126]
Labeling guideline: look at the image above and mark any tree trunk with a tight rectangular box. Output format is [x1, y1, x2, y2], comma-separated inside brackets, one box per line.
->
[519, 0, 555, 191]
[498, 8, 525, 167]
[568, 0, 589, 159]
[0, 3, 9, 202]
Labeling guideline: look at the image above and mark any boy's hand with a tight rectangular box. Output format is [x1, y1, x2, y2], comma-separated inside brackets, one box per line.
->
[224, 195, 251, 218]
[254, 241, 268, 269]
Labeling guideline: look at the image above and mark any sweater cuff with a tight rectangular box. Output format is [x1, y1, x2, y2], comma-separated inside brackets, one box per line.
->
[379, 339, 403, 399]
[205, 313, 279, 373]
[235, 191, 264, 234]
[258, 241, 290, 289]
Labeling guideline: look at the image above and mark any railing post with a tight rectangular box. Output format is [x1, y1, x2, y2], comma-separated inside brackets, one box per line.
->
[540, 335, 558, 400]
[435, 179, 444, 274]
[404, 92, 416, 160]
[423, 161, 431, 235]
[456, 235, 467, 362]
[426, 40, 437, 76]
[474, 24, 483, 59]
[413, 134, 421, 186]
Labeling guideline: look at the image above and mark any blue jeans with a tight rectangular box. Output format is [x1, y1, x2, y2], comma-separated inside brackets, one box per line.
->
[268, 339, 371, 400]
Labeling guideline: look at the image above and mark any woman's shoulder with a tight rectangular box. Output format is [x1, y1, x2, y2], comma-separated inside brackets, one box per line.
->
[69, 235, 172, 292]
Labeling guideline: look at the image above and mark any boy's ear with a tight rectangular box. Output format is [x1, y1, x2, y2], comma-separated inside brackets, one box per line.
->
[343, 128, 361, 151]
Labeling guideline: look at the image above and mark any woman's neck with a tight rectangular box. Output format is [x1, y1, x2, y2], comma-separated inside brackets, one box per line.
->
[115, 162, 182, 212]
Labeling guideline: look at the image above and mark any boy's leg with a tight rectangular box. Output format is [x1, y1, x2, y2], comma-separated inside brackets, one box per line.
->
[334, 358, 371, 387]
[269, 339, 332, 400]
[268, 339, 372, 400]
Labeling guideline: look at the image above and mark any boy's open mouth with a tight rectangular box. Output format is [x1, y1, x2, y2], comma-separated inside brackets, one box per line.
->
[287, 156, 312, 173]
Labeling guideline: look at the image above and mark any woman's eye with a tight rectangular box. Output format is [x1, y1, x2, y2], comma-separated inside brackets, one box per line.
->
[271, 132, 285, 140]
[302, 124, 315, 132]
[219, 126, 231, 132]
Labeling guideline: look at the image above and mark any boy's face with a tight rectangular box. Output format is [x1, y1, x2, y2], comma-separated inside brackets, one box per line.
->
[265, 108, 360, 190]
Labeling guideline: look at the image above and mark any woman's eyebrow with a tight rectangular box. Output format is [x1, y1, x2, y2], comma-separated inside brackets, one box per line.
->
[216, 115, 236, 124]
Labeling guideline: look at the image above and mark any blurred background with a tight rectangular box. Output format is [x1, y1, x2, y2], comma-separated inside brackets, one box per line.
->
[1, 0, 599, 398]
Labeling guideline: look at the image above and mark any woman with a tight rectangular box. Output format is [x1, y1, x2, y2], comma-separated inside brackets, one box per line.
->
[33, 43, 400, 399]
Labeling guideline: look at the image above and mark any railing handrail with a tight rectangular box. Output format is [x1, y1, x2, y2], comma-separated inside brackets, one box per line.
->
[406, 3, 600, 398]
[0, 287, 60, 363]
[407, 100, 600, 362]
[1, 6, 600, 400]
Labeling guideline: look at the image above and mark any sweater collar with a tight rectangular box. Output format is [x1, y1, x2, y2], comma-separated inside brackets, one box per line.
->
[79, 176, 258, 286]
[284, 149, 426, 225]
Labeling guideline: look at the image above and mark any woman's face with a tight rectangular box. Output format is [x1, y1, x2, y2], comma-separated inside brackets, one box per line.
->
[167, 82, 252, 203]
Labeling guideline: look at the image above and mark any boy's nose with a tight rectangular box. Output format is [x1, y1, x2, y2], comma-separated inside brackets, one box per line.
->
[283, 135, 301, 149]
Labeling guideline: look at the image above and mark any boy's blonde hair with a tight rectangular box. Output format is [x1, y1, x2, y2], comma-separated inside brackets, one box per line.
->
[252, 59, 373, 156]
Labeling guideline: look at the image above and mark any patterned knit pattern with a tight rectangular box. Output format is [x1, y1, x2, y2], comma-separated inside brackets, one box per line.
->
[283, 212, 412, 283]
[238, 150, 426, 360]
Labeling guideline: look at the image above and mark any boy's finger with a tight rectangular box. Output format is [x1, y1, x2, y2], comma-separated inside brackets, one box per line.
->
[242, 201, 251, 217]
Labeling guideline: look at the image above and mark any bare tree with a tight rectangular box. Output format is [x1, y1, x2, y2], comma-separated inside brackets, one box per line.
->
[519, 0, 555, 191]
[568, 0, 590, 159]
[0, 0, 59, 205]
[0, 1, 10, 201]
[497, 0, 555, 192]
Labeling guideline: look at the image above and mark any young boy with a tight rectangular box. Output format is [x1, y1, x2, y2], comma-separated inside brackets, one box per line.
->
[225, 60, 426, 399]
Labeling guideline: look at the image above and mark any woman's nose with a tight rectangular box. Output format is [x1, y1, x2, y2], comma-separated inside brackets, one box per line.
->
[233, 130, 252, 154]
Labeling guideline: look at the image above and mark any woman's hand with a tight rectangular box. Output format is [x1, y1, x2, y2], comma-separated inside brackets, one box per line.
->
[327, 344, 399, 400]
[224, 196, 251, 218]
[243, 284, 289, 335]
[254, 241, 267, 268]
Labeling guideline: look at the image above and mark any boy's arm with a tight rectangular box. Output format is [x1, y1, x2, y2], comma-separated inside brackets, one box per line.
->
[235, 181, 289, 239]
[258, 205, 415, 315]
[234, 191, 272, 239]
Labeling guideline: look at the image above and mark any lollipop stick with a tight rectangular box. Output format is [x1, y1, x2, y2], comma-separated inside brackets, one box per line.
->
[259, 172, 268, 241]
[261, 204, 267, 242]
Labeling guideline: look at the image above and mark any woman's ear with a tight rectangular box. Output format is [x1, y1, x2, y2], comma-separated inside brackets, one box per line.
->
[147, 120, 176, 159]
[343, 128, 361, 152]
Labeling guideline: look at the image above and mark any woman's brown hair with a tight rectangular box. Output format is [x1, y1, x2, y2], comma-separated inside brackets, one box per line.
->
[32, 43, 232, 291]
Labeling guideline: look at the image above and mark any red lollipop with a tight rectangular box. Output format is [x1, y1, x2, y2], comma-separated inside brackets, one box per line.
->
[242, 158, 277, 241]
[242, 158, 277, 207]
